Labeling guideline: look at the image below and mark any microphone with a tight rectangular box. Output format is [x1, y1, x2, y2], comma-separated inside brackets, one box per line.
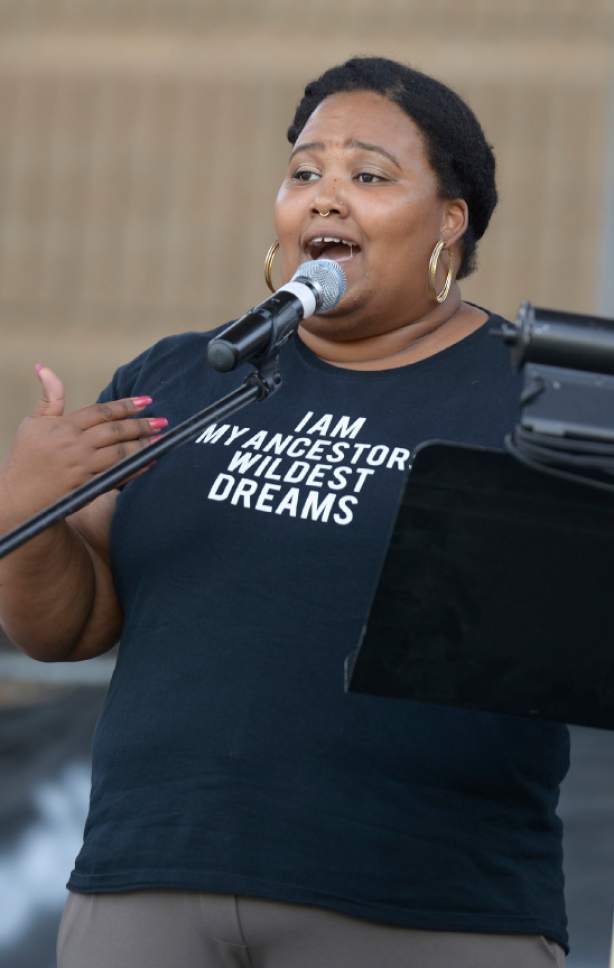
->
[207, 258, 346, 372]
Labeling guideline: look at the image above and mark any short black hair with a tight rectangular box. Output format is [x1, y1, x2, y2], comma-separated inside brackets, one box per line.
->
[287, 56, 497, 279]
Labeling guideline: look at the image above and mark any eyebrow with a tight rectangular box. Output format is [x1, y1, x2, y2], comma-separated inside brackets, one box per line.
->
[289, 138, 402, 170]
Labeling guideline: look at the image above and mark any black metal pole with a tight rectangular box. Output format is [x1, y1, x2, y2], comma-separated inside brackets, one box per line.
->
[0, 369, 275, 559]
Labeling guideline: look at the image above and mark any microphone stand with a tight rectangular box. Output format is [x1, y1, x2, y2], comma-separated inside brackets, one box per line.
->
[0, 353, 283, 559]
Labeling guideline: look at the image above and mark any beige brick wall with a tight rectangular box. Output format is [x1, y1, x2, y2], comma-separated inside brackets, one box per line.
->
[0, 0, 612, 38]
[0, 1, 612, 456]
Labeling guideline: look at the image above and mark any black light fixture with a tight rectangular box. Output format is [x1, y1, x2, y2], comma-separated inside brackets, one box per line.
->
[495, 303, 614, 491]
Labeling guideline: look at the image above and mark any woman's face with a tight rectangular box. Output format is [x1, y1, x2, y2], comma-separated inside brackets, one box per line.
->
[274, 90, 467, 341]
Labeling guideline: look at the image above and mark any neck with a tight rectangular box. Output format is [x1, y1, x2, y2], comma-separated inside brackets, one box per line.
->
[298, 284, 487, 371]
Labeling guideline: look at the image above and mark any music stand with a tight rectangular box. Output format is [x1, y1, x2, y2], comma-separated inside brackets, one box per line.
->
[345, 441, 614, 730]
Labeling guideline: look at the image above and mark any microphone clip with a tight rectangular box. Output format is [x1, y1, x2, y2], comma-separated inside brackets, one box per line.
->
[245, 351, 283, 401]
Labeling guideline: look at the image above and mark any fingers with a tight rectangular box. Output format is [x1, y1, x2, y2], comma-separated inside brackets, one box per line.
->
[88, 416, 168, 451]
[88, 432, 161, 476]
[30, 365, 152, 432]
[72, 395, 154, 431]
[33, 364, 65, 418]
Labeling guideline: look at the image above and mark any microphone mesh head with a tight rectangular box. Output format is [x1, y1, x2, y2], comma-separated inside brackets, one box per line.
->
[292, 259, 346, 312]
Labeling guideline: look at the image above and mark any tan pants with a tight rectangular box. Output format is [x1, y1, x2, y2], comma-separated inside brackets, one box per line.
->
[57, 890, 566, 968]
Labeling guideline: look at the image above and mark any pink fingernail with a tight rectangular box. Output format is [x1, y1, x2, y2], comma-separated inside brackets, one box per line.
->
[132, 396, 153, 409]
[35, 362, 45, 374]
[148, 417, 169, 430]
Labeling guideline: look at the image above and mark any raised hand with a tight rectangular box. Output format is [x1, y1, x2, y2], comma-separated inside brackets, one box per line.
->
[1, 364, 165, 523]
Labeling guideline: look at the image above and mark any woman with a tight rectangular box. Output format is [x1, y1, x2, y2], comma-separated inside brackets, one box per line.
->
[0, 57, 568, 967]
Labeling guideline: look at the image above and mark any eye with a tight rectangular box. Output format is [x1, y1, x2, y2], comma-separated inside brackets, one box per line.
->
[291, 168, 321, 182]
[355, 171, 386, 184]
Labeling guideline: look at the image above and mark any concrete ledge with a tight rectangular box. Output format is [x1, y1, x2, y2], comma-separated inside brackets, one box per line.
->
[0, 651, 115, 685]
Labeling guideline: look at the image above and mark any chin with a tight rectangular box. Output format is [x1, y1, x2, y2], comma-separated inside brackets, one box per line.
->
[300, 311, 368, 343]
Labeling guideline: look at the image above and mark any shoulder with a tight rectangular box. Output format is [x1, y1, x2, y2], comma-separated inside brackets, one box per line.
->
[99, 326, 230, 403]
[459, 304, 515, 356]
[461, 301, 512, 328]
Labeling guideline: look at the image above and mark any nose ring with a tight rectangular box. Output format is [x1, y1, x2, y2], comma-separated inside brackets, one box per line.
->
[318, 210, 331, 217]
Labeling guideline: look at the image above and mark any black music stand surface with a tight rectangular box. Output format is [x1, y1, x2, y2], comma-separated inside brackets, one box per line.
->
[345, 441, 614, 730]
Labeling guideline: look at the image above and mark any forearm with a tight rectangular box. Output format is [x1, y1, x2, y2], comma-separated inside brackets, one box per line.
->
[0, 465, 122, 660]
[0, 513, 100, 660]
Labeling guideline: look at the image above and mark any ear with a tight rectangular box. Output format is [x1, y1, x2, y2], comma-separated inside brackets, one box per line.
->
[440, 198, 468, 247]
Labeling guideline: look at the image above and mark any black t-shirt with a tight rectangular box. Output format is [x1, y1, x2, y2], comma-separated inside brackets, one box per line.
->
[68, 315, 569, 950]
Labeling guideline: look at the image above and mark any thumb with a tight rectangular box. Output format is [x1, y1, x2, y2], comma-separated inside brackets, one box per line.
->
[33, 363, 65, 417]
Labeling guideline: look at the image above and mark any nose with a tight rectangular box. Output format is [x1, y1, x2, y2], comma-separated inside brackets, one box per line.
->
[311, 179, 349, 219]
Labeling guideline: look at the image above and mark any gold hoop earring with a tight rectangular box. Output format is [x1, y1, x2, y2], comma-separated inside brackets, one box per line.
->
[264, 240, 279, 293]
[428, 240, 454, 304]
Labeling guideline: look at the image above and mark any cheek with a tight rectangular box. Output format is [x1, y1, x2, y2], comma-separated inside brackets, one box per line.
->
[271, 199, 298, 280]
[274, 186, 301, 242]
[372, 198, 441, 268]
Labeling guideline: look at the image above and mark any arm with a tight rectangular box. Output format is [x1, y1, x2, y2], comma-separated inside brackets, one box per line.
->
[0, 488, 121, 662]
[0, 365, 160, 661]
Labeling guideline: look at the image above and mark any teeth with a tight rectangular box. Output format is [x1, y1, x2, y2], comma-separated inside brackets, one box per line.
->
[306, 236, 358, 264]
[310, 236, 355, 246]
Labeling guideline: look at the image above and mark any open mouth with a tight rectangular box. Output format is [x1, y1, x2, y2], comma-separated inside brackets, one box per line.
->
[306, 236, 360, 263]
